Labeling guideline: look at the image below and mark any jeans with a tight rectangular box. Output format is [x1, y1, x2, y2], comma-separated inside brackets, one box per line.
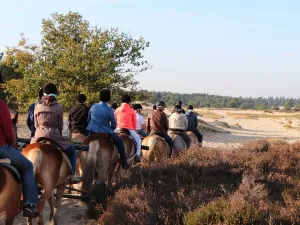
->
[64, 145, 77, 175]
[0, 145, 38, 205]
[187, 127, 203, 143]
[151, 131, 174, 151]
[116, 129, 141, 156]
[108, 133, 127, 163]
[136, 129, 148, 137]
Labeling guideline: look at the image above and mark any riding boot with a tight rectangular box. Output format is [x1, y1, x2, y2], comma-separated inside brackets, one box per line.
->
[23, 204, 38, 217]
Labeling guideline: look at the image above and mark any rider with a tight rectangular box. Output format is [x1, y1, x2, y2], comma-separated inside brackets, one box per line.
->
[133, 103, 148, 138]
[110, 102, 118, 112]
[87, 89, 130, 169]
[171, 100, 186, 114]
[26, 88, 43, 137]
[68, 94, 89, 136]
[147, 101, 173, 153]
[186, 105, 203, 147]
[169, 105, 191, 148]
[115, 94, 142, 163]
[0, 100, 39, 217]
[31, 83, 80, 183]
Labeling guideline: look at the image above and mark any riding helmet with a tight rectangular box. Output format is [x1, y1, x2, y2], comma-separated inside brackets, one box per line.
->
[43, 83, 58, 95]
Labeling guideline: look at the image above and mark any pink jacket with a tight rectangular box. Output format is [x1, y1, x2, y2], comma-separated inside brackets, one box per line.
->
[114, 103, 136, 130]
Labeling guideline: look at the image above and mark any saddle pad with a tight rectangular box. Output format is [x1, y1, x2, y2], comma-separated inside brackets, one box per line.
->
[0, 164, 21, 183]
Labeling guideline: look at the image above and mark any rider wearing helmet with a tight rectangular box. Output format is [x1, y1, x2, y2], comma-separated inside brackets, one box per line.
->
[68, 94, 89, 136]
[169, 104, 191, 148]
[87, 89, 130, 169]
[133, 103, 148, 138]
[147, 101, 173, 153]
[0, 100, 39, 217]
[31, 83, 80, 183]
[115, 94, 142, 163]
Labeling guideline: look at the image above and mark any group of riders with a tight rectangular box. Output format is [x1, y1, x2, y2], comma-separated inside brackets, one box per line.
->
[0, 82, 203, 219]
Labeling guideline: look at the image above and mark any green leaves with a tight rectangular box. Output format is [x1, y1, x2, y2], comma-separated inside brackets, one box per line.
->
[1, 11, 150, 111]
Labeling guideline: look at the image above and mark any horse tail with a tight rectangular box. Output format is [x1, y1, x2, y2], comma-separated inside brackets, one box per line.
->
[82, 141, 99, 192]
[27, 149, 43, 176]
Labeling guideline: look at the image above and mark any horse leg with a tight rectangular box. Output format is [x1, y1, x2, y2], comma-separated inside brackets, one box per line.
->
[26, 217, 33, 225]
[37, 190, 53, 225]
[48, 193, 54, 221]
[50, 183, 67, 225]
[5, 213, 15, 225]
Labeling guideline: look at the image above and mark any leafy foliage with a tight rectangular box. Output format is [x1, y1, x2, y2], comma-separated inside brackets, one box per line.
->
[1, 12, 150, 111]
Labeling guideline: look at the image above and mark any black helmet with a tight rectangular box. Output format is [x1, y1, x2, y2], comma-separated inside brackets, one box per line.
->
[156, 101, 166, 108]
[174, 104, 182, 112]
[43, 83, 58, 95]
[121, 94, 131, 103]
[100, 89, 111, 102]
[188, 105, 193, 110]
[111, 102, 118, 110]
[133, 103, 143, 110]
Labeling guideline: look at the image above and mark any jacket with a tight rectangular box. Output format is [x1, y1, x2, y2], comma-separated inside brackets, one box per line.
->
[185, 110, 198, 129]
[147, 110, 168, 133]
[0, 100, 14, 147]
[68, 103, 89, 134]
[87, 102, 116, 133]
[114, 103, 136, 130]
[31, 100, 70, 150]
[169, 113, 188, 131]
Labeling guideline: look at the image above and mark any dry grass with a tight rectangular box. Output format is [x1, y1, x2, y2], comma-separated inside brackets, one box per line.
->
[95, 139, 300, 225]
[194, 110, 224, 119]
[227, 111, 300, 120]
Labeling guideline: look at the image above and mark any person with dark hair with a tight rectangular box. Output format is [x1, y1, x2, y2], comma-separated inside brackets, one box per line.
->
[31, 83, 80, 183]
[87, 89, 129, 169]
[169, 105, 191, 148]
[153, 105, 157, 110]
[0, 100, 39, 217]
[186, 105, 203, 146]
[171, 100, 186, 114]
[110, 102, 118, 112]
[115, 94, 142, 163]
[68, 94, 89, 136]
[147, 101, 173, 153]
[26, 88, 43, 137]
[133, 104, 148, 137]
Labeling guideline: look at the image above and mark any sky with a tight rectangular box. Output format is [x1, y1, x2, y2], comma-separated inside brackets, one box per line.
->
[1, 0, 300, 98]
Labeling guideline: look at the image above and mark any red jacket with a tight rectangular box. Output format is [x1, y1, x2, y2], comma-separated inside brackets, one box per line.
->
[114, 103, 136, 130]
[0, 100, 14, 146]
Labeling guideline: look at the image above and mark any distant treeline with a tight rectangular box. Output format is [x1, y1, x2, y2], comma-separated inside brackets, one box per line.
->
[135, 90, 300, 111]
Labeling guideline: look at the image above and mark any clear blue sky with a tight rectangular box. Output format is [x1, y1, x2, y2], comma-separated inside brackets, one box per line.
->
[1, 0, 300, 97]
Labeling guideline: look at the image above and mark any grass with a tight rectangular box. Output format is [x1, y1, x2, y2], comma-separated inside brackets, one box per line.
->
[194, 109, 224, 120]
[94, 139, 300, 225]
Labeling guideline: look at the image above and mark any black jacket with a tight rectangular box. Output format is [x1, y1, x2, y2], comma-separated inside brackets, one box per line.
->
[68, 103, 89, 134]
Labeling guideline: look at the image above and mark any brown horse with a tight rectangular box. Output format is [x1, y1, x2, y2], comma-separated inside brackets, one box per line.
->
[0, 112, 22, 225]
[82, 133, 136, 190]
[142, 135, 170, 162]
[22, 141, 71, 225]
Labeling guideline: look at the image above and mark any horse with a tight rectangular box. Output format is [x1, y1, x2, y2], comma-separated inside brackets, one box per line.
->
[168, 131, 186, 156]
[22, 139, 71, 225]
[82, 132, 136, 214]
[187, 131, 199, 147]
[0, 112, 22, 225]
[141, 135, 170, 162]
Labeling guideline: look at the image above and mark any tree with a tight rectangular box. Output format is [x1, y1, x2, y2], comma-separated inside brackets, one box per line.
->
[3, 11, 150, 110]
[284, 100, 293, 111]
[294, 103, 300, 111]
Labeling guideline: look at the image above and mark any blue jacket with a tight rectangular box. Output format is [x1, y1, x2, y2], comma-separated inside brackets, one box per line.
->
[185, 110, 198, 129]
[87, 102, 116, 133]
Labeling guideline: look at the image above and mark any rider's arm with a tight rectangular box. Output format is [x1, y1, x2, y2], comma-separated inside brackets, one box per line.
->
[58, 106, 64, 135]
[1, 102, 14, 146]
[146, 115, 151, 133]
[109, 108, 117, 130]
[26, 105, 31, 129]
[194, 114, 198, 128]
[184, 115, 188, 130]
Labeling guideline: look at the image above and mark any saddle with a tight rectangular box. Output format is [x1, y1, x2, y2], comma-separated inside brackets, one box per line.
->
[0, 159, 21, 183]
[36, 137, 72, 170]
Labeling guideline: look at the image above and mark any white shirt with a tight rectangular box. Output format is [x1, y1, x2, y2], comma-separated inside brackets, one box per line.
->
[136, 113, 145, 130]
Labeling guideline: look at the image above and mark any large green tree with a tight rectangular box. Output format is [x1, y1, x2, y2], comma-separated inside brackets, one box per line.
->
[2, 11, 150, 110]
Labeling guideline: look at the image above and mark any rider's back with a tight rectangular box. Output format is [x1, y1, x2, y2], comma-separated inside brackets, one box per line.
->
[150, 110, 168, 132]
[0, 100, 14, 146]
